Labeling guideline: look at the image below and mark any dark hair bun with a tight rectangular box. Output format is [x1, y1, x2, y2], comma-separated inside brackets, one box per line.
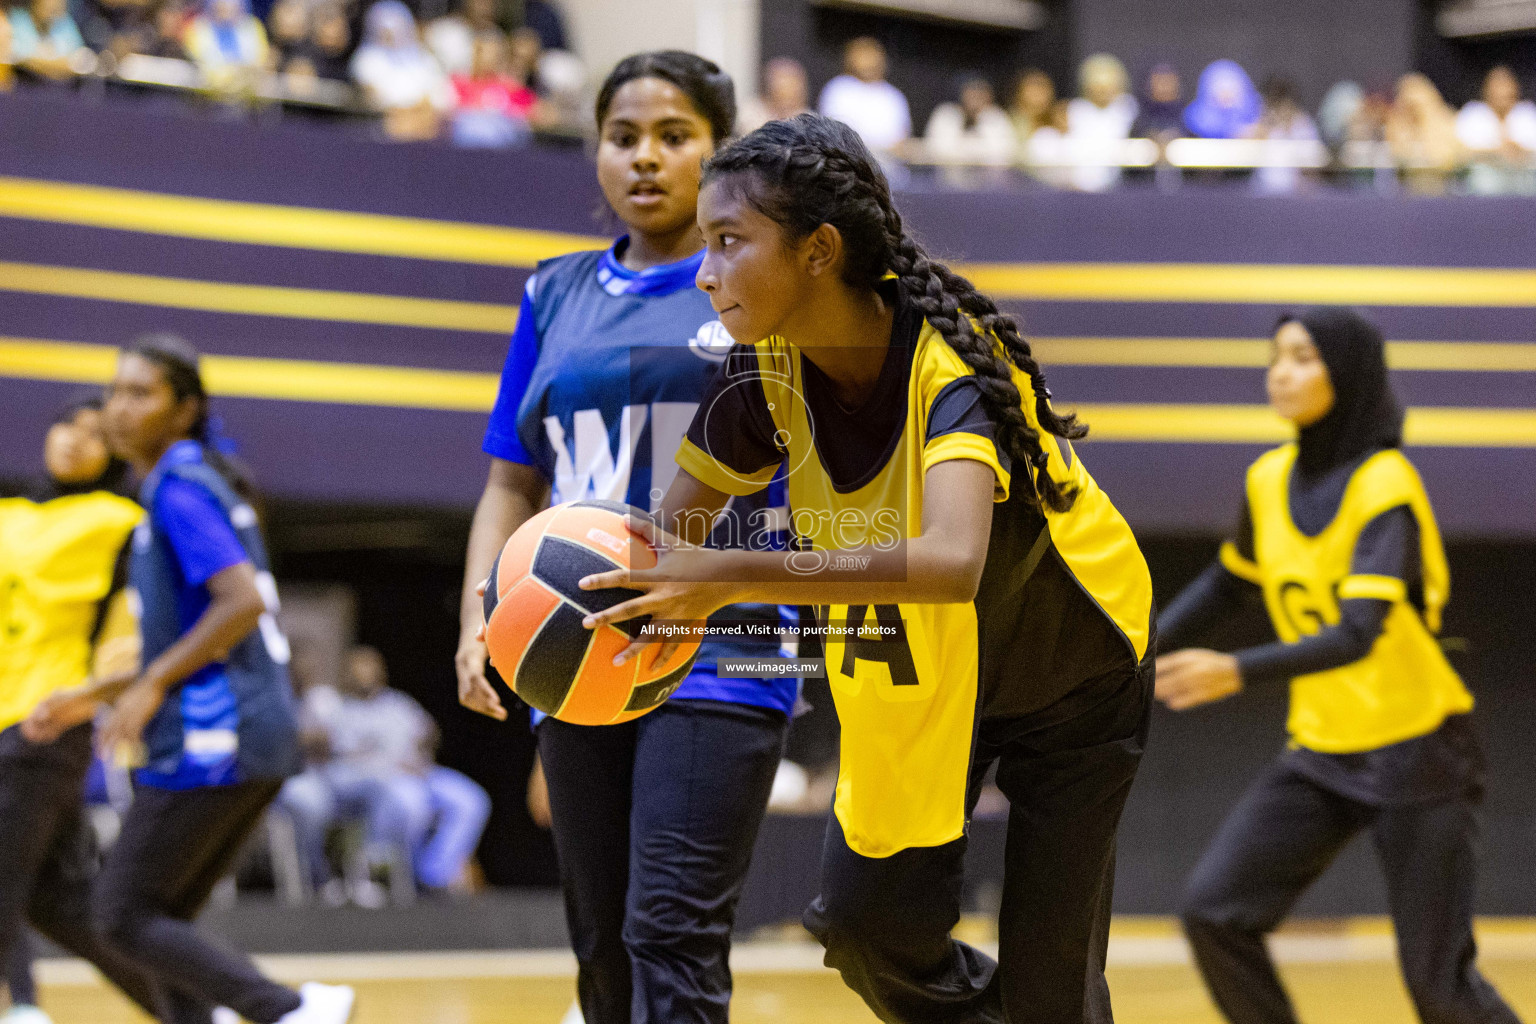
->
[595, 50, 736, 144]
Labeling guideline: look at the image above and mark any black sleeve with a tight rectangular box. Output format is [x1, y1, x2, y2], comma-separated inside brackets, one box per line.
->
[1233, 507, 1416, 686]
[1158, 562, 1255, 651]
[1233, 503, 1255, 562]
[1352, 505, 1420, 594]
[683, 343, 784, 481]
[1157, 500, 1259, 650]
[925, 377, 1011, 474]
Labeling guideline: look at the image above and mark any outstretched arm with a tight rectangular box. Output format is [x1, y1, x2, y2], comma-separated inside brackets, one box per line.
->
[1157, 507, 1416, 711]
[93, 561, 267, 760]
[583, 460, 996, 669]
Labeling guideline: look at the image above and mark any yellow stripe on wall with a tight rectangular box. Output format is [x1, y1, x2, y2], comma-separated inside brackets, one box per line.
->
[4, 176, 1536, 308]
[0, 176, 606, 268]
[960, 262, 1536, 307]
[0, 261, 518, 333]
[1030, 338, 1536, 372]
[1073, 403, 1536, 447]
[0, 337, 500, 411]
[6, 337, 1536, 446]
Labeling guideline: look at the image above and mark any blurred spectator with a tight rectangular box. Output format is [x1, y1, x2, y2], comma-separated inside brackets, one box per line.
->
[1007, 68, 1056, 147]
[1455, 65, 1536, 195]
[526, 38, 583, 132]
[9, 0, 92, 82]
[739, 55, 811, 134]
[0, 14, 14, 90]
[351, 0, 452, 140]
[1386, 73, 1461, 194]
[924, 75, 1015, 164]
[1317, 80, 1364, 148]
[276, 647, 491, 902]
[184, 0, 269, 79]
[1249, 76, 1319, 193]
[1184, 59, 1261, 138]
[504, 26, 541, 91]
[818, 36, 911, 155]
[1351, 89, 1391, 148]
[450, 31, 536, 147]
[1065, 53, 1137, 192]
[519, 0, 565, 51]
[77, 0, 156, 57]
[276, 2, 349, 82]
[425, 0, 497, 77]
[1133, 63, 1185, 143]
[266, 0, 307, 70]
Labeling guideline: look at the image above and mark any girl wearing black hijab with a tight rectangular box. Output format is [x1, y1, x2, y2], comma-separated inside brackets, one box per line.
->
[1155, 309, 1521, 1024]
[0, 398, 158, 1023]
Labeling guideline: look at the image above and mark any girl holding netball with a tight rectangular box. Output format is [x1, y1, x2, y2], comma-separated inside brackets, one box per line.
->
[27, 335, 354, 1024]
[1155, 309, 1520, 1024]
[456, 52, 794, 1024]
[582, 113, 1156, 1024]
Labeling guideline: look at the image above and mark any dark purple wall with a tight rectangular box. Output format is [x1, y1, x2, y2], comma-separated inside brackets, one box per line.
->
[3, 89, 1534, 539]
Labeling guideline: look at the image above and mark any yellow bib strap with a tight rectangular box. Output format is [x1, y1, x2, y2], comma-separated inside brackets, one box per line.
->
[1219, 541, 1262, 584]
[1338, 574, 1408, 603]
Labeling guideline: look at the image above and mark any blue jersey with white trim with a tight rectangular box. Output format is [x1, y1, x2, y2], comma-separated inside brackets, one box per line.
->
[484, 239, 797, 716]
[133, 441, 300, 789]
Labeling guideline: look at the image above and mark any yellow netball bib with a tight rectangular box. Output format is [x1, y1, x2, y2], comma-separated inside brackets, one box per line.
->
[0, 492, 143, 731]
[679, 322, 1151, 857]
[1223, 446, 1472, 753]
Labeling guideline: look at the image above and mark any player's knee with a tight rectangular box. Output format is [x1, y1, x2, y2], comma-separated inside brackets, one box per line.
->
[93, 893, 146, 947]
[804, 889, 903, 955]
[278, 773, 333, 823]
[1179, 887, 1266, 947]
[436, 772, 491, 825]
[622, 891, 725, 952]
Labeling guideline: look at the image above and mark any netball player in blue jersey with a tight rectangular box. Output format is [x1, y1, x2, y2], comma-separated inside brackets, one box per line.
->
[28, 336, 354, 1024]
[456, 52, 794, 1024]
[582, 114, 1155, 1024]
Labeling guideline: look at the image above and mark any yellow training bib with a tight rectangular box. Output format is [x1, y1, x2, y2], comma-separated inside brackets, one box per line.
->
[1221, 446, 1471, 753]
[0, 492, 143, 731]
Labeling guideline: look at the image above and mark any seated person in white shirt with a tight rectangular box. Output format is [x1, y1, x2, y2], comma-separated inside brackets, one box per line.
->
[278, 646, 491, 902]
[1063, 52, 1138, 192]
[1455, 65, 1536, 194]
[817, 35, 911, 155]
[924, 75, 1017, 164]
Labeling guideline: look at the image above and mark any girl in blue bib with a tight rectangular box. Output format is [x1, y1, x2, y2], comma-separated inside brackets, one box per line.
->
[456, 52, 793, 1024]
[32, 336, 355, 1024]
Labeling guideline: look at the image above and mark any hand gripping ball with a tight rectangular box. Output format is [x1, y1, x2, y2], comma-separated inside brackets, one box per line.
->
[482, 500, 701, 724]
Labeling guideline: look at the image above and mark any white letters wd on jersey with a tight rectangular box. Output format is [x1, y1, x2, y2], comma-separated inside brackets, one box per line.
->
[544, 402, 698, 510]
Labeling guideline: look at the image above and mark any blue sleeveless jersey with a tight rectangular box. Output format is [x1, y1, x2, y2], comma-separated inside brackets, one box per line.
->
[133, 441, 300, 788]
[484, 240, 798, 716]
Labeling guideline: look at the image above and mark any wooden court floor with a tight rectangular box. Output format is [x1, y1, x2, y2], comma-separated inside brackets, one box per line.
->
[27, 919, 1536, 1023]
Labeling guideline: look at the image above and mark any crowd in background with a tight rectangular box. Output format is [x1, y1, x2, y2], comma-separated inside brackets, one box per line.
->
[0, 0, 587, 144]
[795, 36, 1536, 195]
[2, 0, 1534, 188]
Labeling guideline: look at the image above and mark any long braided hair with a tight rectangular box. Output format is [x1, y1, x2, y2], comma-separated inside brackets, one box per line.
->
[702, 113, 1086, 512]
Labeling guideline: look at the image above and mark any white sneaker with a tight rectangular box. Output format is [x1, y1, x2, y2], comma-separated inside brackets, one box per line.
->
[0, 1006, 54, 1024]
[212, 1009, 241, 1024]
[275, 982, 356, 1024]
